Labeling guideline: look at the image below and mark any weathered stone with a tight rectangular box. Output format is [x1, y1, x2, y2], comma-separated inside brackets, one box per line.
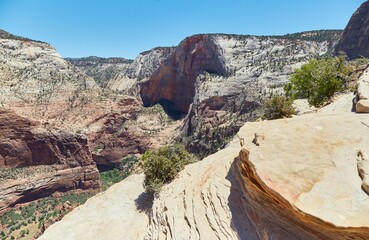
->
[356, 100, 369, 113]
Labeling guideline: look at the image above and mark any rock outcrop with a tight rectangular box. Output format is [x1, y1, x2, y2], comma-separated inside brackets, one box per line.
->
[356, 66, 369, 113]
[0, 110, 100, 213]
[335, 1, 369, 59]
[40, 95, 369, 239]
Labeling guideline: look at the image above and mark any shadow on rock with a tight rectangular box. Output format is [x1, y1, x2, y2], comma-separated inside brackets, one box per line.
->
[225, 154, 259, 240]
[135, 191, 154, 215]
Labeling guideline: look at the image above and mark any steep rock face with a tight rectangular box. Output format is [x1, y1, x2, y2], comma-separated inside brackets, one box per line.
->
[0, 110, 100, 212]
[106, 47, 175, 93]
[335, 1, 369, 59]
[141, 35, 227, 114]
[87, 97, 149, 167]
[41, 96, 369, 240]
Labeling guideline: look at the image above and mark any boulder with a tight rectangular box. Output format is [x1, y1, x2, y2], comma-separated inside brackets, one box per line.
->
[356, 100, 369, 113]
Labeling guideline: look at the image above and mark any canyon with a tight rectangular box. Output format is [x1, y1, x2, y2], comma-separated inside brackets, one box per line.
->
[2, 1, 369, 239]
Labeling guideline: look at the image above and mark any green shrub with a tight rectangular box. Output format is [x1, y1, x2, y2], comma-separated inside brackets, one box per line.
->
[141, 144, 197, 193]
[263, 95, 296, 120]
[285, 56, 352, 107]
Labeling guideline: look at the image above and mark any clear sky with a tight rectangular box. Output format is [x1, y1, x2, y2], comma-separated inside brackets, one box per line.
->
[0, 0, 365, 59]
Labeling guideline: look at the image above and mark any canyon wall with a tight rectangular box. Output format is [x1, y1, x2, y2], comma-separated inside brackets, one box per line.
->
[335, 1, 369, 59]
[0, 109, 100, 213]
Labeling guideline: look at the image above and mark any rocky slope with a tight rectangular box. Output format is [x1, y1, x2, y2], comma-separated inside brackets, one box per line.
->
[335, 0, 369, 59]
[0, 109, 100, 213]
[65, 56, 133, 87]
[40, 93, 369, 239]
[0, 30, 99, 123]
[67, 47, 175, 93]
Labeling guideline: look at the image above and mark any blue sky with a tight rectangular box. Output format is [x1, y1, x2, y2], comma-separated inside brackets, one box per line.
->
[0, 0, 365, 59]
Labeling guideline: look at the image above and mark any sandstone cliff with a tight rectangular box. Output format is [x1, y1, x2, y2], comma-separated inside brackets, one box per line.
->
[0, 110, 100, 213]
[40, 92, 369, 239]
[335, 0, 369, 59]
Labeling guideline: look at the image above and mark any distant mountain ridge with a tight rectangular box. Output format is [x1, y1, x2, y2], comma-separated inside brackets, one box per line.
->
[0, 29, 46, 44]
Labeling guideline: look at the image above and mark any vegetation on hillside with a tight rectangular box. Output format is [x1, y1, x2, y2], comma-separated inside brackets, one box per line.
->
[275, 30, 343, 42]
[0, 29, 46, 43]
[100, 154, 140, 190]
[284, 56, 353, 107]
[141, 144, 197, 194]
[0, 192, 95, 240]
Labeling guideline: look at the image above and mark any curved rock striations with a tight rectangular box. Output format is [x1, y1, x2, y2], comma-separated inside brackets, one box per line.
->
[234, 148, 369, 240]
[335, 1, 369, 59]
[0, 109, 100, 213]
[140, 35, 227, 114]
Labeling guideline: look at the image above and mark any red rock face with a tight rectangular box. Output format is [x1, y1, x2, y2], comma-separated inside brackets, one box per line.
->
[140, 35, 227, 114]
[87, 98, 150, 167]
[0, 110, 93, 168]
[0, 109, 100, 212]
[335, 1, 369, 59]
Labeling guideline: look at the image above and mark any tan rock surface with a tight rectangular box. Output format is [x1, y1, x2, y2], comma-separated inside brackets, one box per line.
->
[357, 100, 369, 113]
[39, 174, 149, 240]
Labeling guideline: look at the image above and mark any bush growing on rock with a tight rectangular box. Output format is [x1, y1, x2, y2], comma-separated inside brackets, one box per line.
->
[284, 56, 352, 107]
[263, 95, 296, 120]
[141, 144, 197, 193]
